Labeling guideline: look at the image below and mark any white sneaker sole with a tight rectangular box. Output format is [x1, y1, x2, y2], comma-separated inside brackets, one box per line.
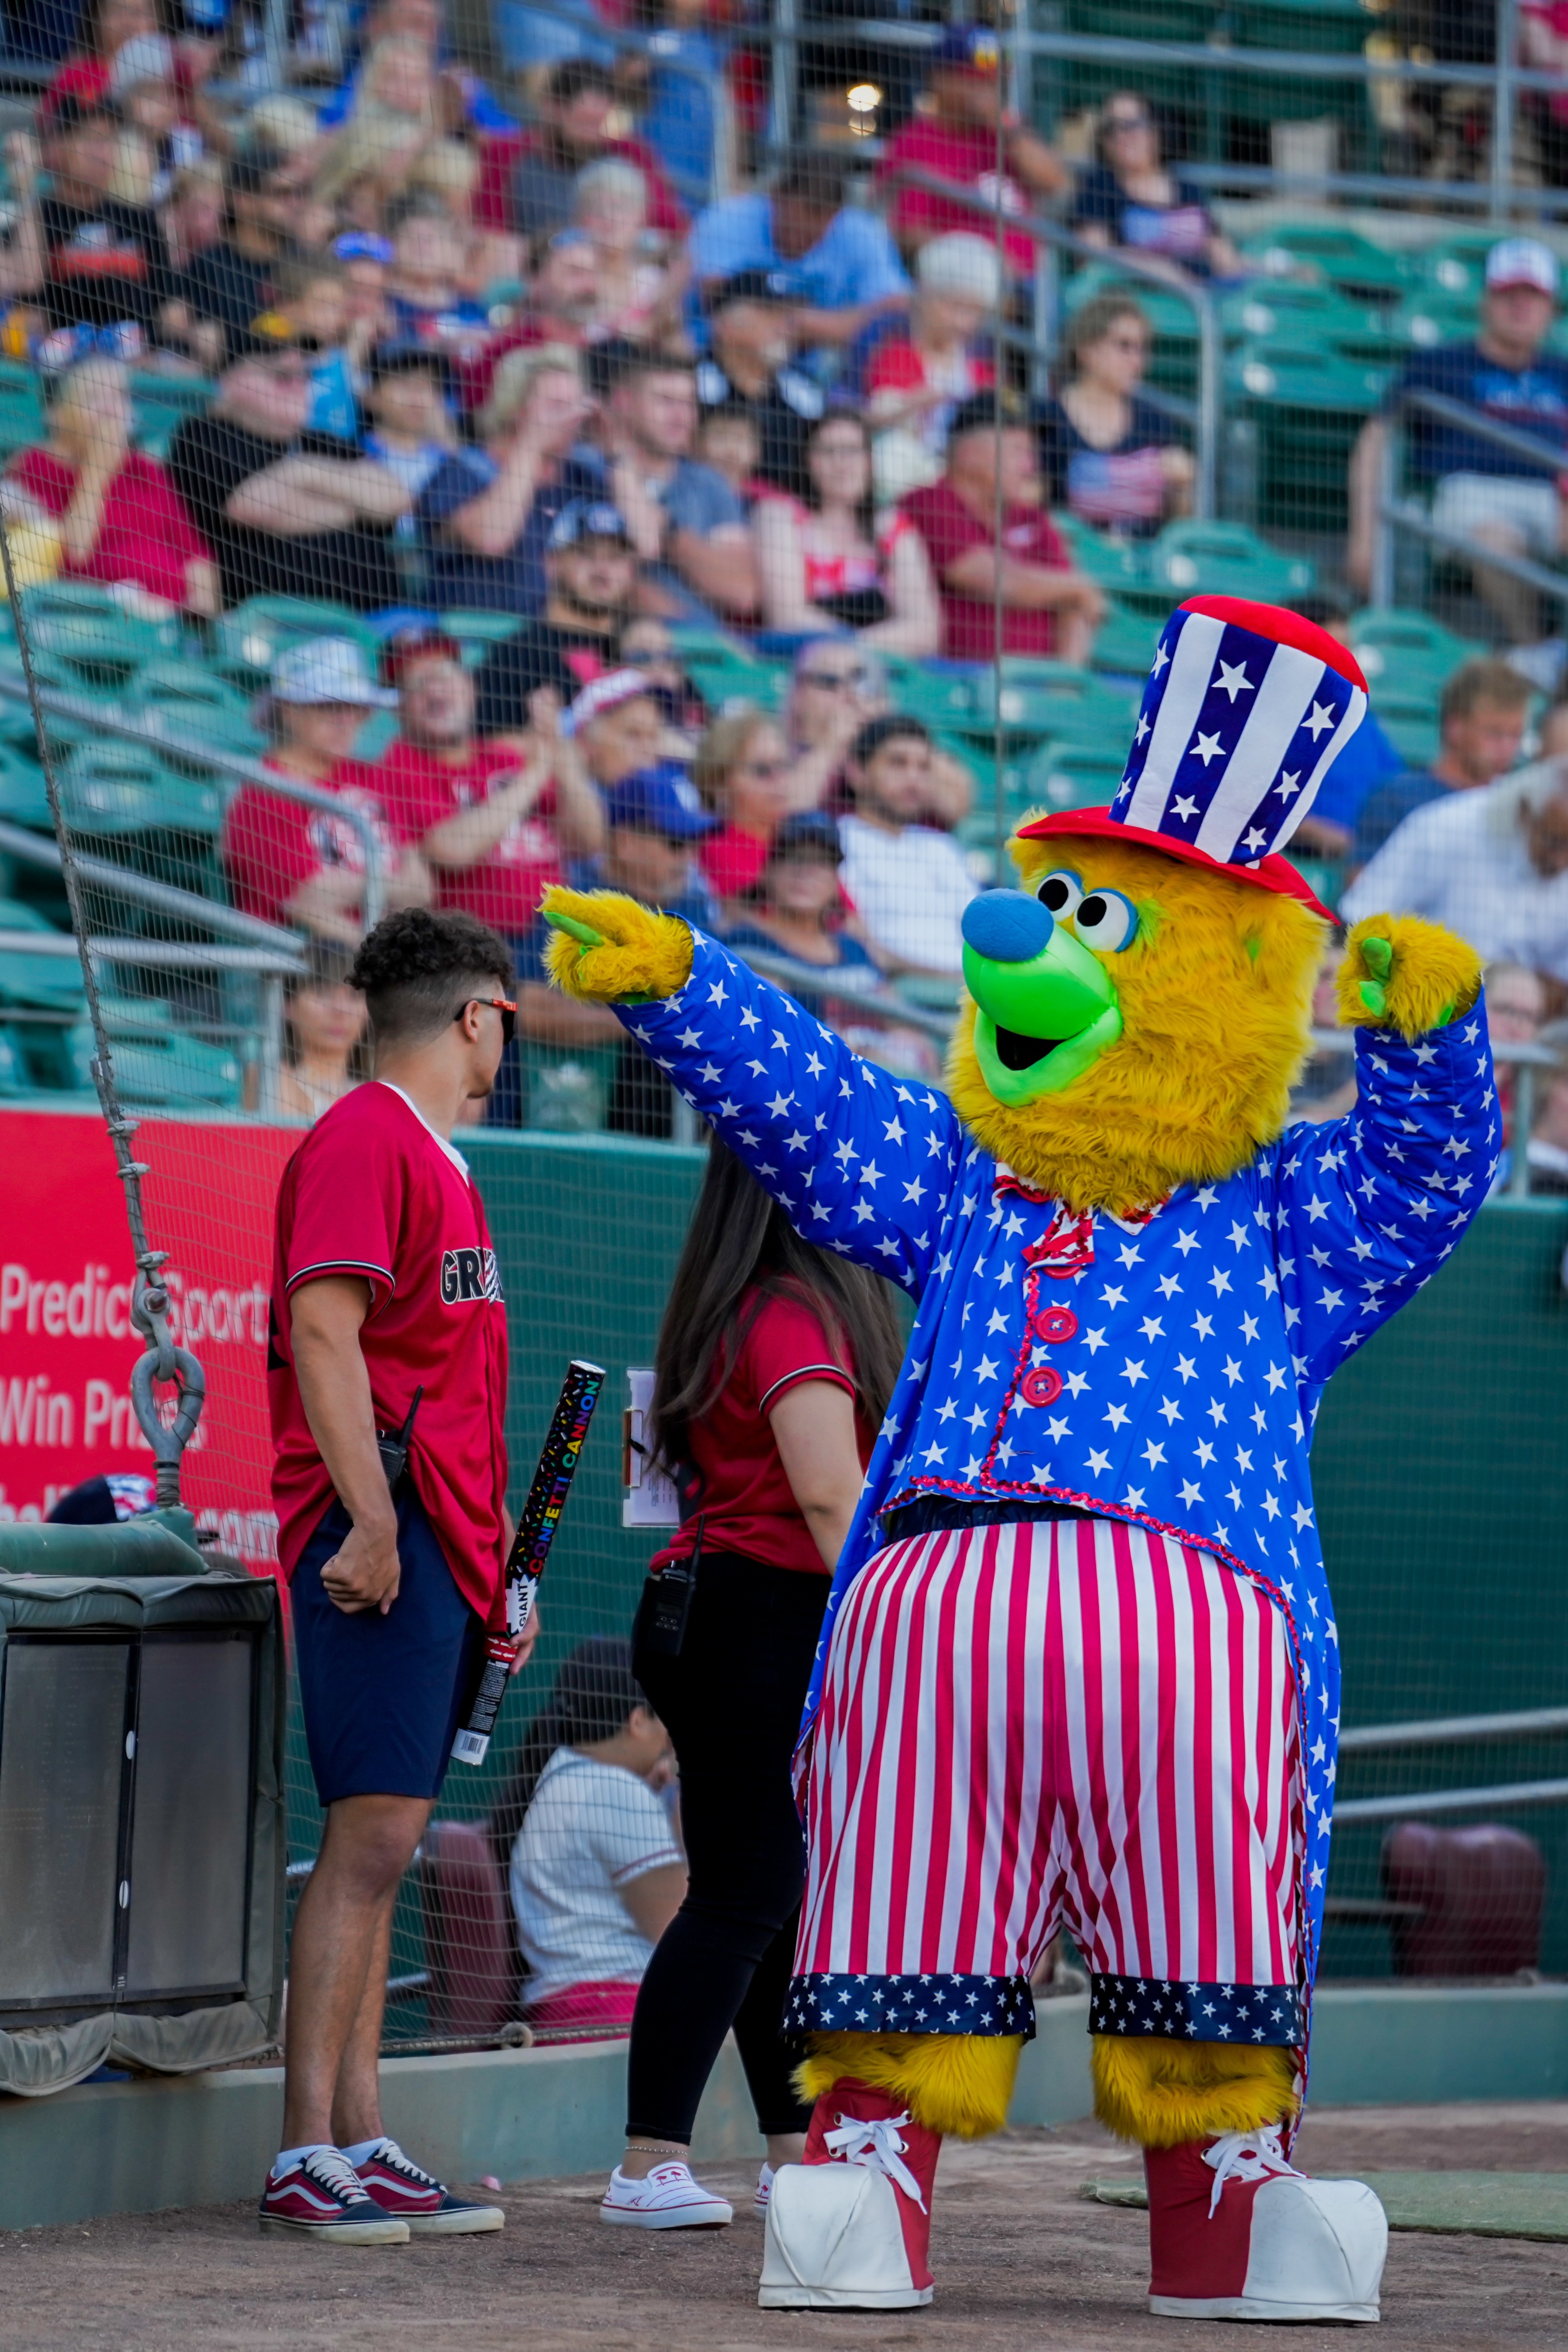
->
[758, 2281, 934, 2310]
[258, 2214, 411, 2246]
[400, 2206, 505, 2235]
[1149, 2293, 1380, 2322]
[601, 2200, 733, 2230]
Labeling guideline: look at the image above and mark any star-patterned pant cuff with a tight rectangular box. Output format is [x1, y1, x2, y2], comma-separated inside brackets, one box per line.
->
[1089, 1975, 1303, 2045]
[788, 1971, 1037, 2040]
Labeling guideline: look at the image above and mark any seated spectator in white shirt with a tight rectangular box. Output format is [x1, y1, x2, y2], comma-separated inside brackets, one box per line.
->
[497, 1638, 685, 2040]
[837, 715, 977, 978]
[1340, 760, 1568, 982]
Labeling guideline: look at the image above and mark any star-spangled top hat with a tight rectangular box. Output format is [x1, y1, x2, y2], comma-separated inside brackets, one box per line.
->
[1017, 595, 1368, 922]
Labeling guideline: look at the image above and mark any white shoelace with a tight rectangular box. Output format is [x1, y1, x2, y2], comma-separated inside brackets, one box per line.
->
[823, 2110, 927, 2213]
[300, 2148, 374, 2203]
[1202, 2125, 1301, 2221]
[372, 2139, 438, 2188]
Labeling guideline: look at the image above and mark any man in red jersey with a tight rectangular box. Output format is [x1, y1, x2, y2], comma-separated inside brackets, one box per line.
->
[261, 907, 531, 2245]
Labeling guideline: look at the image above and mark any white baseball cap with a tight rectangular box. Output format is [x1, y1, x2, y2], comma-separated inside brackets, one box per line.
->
[916, 232, 1002, 310]
[1486, 237, 1559, 297]
[562, 667, 655, 737]
[272, 636, 397, 707]
[110, 33, 175, 92]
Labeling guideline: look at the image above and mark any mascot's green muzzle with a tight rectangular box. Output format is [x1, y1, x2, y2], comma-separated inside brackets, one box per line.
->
[961, 891, 1122, 1105]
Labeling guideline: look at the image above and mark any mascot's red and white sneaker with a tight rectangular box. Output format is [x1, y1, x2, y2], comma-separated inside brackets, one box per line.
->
[758, 2079, 939, 2310]
[1145, 2125, 1388, 2322]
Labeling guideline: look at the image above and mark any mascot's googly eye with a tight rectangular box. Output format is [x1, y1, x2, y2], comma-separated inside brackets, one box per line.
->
[1073, 888, 1139, 954]
[1035, 869, 1083, 918]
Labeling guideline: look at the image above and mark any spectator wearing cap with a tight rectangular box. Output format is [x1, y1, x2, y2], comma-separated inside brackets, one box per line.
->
[167, 343, 409, 610]
[160, 145, 292, 360]
[864, 232, 999, 501]
[502, 61, 687, 246]
[1035, 292, 1193, 539]
[43, 0, 158, 118]
[7, 354, 217, 614]
[376, 629, 602, 949]
[471, 498, 639, 734]
[512, 764, 718, 1137]
[362, 340, 458, 506]
[415, 342, 603, 616]
[40, 92, 171, 336]
[837, 715, 977, 979]
[876, 27, 1068, 280]
[1071, 91, 1241, 278]
[688, 157, 910, 359]
[721, 810, 878, 1010]
[752, 408, 940, 656]
[601, 350, 758, 626]
[249, 256, 362, 440]
[901, 391, 1106, 664]
[563, 668, 671, 791]
[1349, 237, 1568, 646]
[221, 638, 431, 944]
[695, 272, 824, 498]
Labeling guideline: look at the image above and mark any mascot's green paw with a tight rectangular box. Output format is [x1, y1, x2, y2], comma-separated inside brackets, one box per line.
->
[1337, 914, 1482, 1043]
[540, 885, 695, 1005]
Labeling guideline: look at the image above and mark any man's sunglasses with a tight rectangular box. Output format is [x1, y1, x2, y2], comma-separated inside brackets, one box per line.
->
[455, 995, 517, 1046]
[799, 668, 869, 691]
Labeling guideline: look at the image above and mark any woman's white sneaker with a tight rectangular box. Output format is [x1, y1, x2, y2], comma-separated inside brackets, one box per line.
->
[600, 2162, 734, 2229]
[755, 2162, 775, 2215]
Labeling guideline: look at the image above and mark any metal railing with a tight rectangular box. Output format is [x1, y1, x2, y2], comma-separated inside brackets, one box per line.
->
[1372, 389, 1568, 620]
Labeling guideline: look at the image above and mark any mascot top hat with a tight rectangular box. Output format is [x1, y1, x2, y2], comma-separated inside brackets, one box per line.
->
[1023, 595, 1368, 919]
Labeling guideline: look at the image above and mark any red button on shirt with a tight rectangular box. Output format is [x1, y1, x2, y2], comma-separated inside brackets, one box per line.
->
[900, 478, 1070, 661]
[651, 1285, 873, 1577]
[269, 1082, 509, 1625]
[375, 736, 563, 939]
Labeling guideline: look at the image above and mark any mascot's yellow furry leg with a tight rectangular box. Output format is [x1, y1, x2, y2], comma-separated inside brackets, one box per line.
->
[796, 2030, 1295, 2146]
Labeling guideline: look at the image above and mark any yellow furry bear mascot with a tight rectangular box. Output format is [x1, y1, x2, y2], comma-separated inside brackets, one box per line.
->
[543, 597, 1492, 2323]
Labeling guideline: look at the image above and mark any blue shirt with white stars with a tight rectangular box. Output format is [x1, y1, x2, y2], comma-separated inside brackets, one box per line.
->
[621, 931, 1498, 1979]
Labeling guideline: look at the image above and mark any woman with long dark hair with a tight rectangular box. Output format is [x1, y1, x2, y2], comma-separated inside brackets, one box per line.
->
[599, 1139, 905, 2230]
[751, 408, 940, 655]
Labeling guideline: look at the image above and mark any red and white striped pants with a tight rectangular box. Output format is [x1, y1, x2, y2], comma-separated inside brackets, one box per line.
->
[789, 1519, 1305, 2045]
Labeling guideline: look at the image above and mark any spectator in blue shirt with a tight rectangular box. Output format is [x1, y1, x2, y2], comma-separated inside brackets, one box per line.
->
[416, 340, 605, 613]
[688, 157, 909, 361]
[1350, 655, 1532, 871]
[318, 0, 517, 133]
[1349, 237, 1568, 645]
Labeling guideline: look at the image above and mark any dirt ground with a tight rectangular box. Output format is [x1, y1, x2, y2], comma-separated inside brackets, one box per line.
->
[3, 2103, 1566, 2351]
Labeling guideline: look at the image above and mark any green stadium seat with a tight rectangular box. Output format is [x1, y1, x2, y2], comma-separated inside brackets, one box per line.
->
[880, 662, 978, 732]
[1387, 289, 1480, 351]
[54, 997, 241, 1108]
[969, 661, 1138, 740]
[0, 745, 53, 828]
[669, 636, 785, 711]
[1145, 520, 1317, 606]
[1410, 234, 1500, 301]
[1221, 280, 1395, 363]
[440, 610, 526, 667]
[57, 740, 223, 838]
[214, 598, 381, 689]
[1054, 514, 1149, 593]
[0, 363, 45, 457]
[1017, 741, 1129, 815]
[17, 583, 184, 688]
[0, 900, 84, 1012]
[0, 1023, 30, 1093]
[1368, 691, 1441, 768]
[1226, 342, 1392, 532]
[1240, 226, 1411, 307]
[1346, 609, 1485, 698]
[1091, 598, 1166, 676]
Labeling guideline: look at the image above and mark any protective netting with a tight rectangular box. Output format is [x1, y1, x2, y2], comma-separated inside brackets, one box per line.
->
[0, 0, 1562, 2055]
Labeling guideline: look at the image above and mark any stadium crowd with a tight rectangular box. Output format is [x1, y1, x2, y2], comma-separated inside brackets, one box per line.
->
[1, 0, 1568, 1171]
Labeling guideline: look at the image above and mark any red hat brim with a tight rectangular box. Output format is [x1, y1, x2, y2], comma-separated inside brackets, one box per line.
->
[1014, 806, 1335, 924]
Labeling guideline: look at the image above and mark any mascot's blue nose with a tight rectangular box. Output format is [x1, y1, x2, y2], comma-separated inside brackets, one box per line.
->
[961, 890, 1053, 964]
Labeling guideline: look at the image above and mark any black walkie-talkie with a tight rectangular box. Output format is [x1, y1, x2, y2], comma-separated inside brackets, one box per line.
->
[377, 1387, 423, 1492]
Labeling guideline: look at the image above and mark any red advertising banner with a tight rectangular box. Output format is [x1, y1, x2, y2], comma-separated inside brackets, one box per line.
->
[0, 1106, 298, 1569]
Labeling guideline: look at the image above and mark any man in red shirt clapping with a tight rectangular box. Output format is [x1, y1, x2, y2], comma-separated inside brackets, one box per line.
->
[261, 908, 531, 2245]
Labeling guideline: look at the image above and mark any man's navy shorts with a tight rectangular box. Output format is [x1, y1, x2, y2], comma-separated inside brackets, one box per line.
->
[291, 1488, 485, 1806]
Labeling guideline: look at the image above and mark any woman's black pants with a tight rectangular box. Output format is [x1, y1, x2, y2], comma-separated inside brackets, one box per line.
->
[628, 1550, 827, 2144]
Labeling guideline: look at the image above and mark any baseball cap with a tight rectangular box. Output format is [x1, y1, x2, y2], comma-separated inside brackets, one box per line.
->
[768, 811, 841, 861]
[917, 231, 1002, 308]
[47, 1472, 156, 1526]
[936, 24, 1001, 72]
[703, 267, 795, 316]
[369, 336, 455, 388]
[110, 32, 175, 91]
[272, 636, 398, 708]
[604, 763, 717, 840]
[547, 498, 634, 552]
[948, 387, 1029, 440]
[1486, 237, 1559, 297]
[380, 627, 464, 683]
[336, 231, 396, 265]
[563, 667, 656, 737]
[45, 92, 118, 133]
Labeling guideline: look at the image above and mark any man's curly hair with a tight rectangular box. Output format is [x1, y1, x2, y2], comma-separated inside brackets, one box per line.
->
[349, 908, 514, 1047]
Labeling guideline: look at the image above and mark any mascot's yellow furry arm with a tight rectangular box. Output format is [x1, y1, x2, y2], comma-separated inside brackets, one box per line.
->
[545, 597, 1493, 2324]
